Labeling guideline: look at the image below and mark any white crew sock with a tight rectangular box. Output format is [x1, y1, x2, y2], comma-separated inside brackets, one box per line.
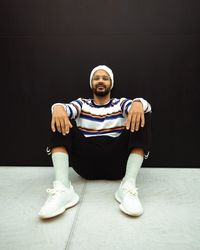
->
[123, 153, 144, 187]
[51, 152, 70, 188]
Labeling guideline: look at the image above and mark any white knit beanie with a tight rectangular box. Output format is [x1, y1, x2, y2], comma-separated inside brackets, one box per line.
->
[89, 65, 114, 89]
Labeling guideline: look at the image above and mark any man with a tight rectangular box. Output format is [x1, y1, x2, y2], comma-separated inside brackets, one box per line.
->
[39, 65, 152, 219]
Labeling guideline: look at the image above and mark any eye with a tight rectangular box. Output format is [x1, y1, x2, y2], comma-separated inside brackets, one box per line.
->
[102, 76, 110, 81]
[93, 76, 110, 81]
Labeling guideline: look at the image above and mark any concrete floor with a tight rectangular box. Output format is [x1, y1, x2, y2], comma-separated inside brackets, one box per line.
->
[0, 166, 200, 250]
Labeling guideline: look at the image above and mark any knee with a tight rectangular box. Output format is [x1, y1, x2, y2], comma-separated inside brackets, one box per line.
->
[51, 146, 68, 154]
[130, 148, 144, 157]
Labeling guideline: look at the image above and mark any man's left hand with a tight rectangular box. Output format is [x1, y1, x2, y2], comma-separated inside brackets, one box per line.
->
[125, 101, 145, 132]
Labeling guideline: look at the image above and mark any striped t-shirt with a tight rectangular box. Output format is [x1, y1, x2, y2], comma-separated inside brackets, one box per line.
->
[52, 97, 151, 138]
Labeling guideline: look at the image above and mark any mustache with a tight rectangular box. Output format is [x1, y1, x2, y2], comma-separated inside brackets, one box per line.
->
[96, 83, 106, 88]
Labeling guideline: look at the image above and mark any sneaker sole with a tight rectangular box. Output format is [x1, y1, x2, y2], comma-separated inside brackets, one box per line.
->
[115, 191, 121, 204]
[39, 194, 79, 219]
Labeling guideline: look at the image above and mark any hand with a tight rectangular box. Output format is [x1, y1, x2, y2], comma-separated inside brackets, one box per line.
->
[51, 105, 73, 135]
[125, 101, 145, 132]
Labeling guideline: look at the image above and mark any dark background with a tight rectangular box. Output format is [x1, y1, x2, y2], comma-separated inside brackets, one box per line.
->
[0, 0, 200, 167]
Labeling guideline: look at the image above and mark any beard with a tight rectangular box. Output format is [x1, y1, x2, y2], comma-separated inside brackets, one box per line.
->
[92, 84, 111, 97]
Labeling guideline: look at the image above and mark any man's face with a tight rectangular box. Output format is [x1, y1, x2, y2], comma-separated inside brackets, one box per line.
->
[91, 70, 112, 97]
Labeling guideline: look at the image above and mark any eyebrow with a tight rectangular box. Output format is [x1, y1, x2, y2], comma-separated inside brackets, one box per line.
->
[93, 75, 109, 77]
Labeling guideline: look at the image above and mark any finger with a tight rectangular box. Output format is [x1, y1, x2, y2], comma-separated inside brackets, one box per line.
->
[64, 117, 73, 134]
[51, 117, 56, 132]
[60, 118, 66, 135]
[66, 121, 73, 133]
[130, 113, 137, 132]
[55, 118, 61, 133]
[135, 114, 141, 131]
[69, 120, 73, 128]
[126, 112, 132, 130]
[141, 113, 145, 127]
[63, 117, 68, 134]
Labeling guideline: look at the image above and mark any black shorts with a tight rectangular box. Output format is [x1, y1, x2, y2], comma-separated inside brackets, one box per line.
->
[46, 112, 152, 180]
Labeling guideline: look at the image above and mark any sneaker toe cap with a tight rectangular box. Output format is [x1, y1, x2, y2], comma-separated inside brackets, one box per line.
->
[121, 198, 143, 216]
[38, 206, 58, 219]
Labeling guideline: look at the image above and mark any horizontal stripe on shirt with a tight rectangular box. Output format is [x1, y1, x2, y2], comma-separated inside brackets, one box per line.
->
[80, 112, 124, 122]
[78, 127, 125, 137]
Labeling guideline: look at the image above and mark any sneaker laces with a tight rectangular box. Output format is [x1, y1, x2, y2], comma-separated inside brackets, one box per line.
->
[44, 187, 66, 204]
[46, 188, 57, 196]
[46, 187, 68, 195]
[122, 183, 138, 197]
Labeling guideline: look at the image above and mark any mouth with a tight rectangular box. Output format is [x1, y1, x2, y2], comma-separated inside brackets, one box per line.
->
[96, 85, 105, 91]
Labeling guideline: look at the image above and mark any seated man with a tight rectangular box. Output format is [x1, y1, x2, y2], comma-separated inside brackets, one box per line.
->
[39, 65, 152, 219]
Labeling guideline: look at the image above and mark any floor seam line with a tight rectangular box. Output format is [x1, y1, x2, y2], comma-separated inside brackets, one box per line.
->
[64, 181, 87, 250]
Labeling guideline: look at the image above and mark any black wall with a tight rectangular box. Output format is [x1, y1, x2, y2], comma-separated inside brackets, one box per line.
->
[1, 0, 200, 166]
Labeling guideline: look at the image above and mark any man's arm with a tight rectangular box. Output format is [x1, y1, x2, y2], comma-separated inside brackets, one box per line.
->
[51, 98, 83, 135]
[51, 105, 73, 136]
[125, 98, 152, 132]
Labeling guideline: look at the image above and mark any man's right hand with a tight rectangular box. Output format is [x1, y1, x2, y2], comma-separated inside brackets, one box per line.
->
[51, 105, 73, 136]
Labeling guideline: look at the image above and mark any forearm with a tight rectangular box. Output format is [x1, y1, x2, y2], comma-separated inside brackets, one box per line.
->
[51, 101, 79, 119]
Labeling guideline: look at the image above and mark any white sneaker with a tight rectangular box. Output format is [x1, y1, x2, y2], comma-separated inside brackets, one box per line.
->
[115, 180, 144, 216]
[38, 181, 79, 219]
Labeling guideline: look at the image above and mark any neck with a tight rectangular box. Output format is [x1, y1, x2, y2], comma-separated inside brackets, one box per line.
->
[93, 94, 111, 105]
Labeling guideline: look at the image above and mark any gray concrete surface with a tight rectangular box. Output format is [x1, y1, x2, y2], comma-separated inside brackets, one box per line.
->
[0, 167, 200, 250]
